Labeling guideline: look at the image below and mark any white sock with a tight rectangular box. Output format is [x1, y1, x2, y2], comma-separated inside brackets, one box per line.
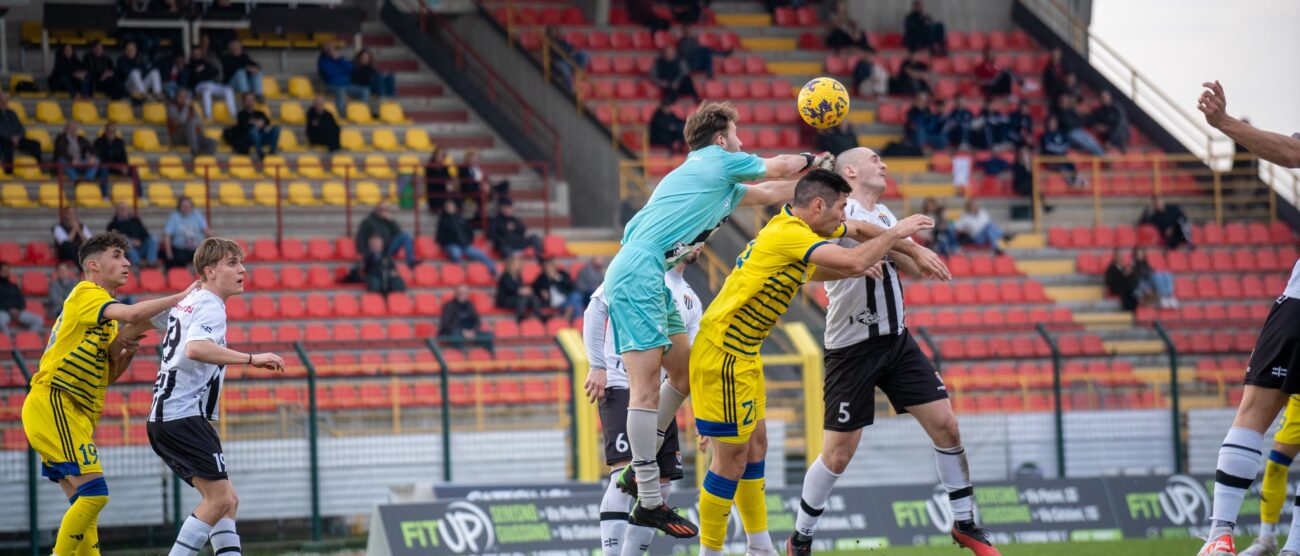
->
[626, 408, 663, 508]
[1261, 521, 1277, 542]
[698, 547, 723, 556]
[169, 515, 213, 556]
[660, 480, 672, 503]
[656, 382, 688, 452]
[1211, 427, 1265, 536]
[600, 468, 634, 556]
[620, 524, 656, 556]
[795, 456, 842, 537]
[935, 445, 974, 522]
[748, 530, 777, 553]
[1284, 493, 1300, 552]
[210, 518, 241, 556]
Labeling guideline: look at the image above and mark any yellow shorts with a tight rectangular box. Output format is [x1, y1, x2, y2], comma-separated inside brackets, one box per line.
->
[22, 385, 103, 481]
[690, 343, 765, 444]
[1277, 395, 1300, 446]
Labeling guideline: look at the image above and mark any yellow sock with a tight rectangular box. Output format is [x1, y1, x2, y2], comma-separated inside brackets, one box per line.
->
[735, 461, 769, 534]
[1261, 451, 1292, 528]
[699, 471, 738, 551]
[74, 517, 99, 556]
[54, 478, 108, 556]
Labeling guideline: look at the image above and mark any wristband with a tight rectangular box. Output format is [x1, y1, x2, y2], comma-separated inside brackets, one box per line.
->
[800, 153, 815, 172]
[247, 353, 253, 365]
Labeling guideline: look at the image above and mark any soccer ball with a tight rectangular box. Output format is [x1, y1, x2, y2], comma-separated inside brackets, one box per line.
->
[797, 77, 850, 129]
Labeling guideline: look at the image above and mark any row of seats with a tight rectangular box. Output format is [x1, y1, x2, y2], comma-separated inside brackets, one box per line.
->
[795, 29, 1037, 53]
[515, 27, 741, 53]
[217, 317, 577, 344]
[1134, 302, 1272, 327]
[951, 389, 1163, 414]
[585, 53, 768, 76]
[1050, 222, 1296, 249]
[906, 305, 1074, 330]
[18, 21, 352, 50]
[933, 334, 1105, 360]
[806, 279, 1052, 308]
[826, 51, 1050, 77]
[1170, 274, 1289, 300]
[1171, 331, 1259, 355]
[1077, 245, 1299, 275]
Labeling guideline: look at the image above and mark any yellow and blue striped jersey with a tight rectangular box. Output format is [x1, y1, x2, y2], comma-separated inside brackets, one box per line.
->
[31, 281, 120, 419]
[699, 206, 844, 359]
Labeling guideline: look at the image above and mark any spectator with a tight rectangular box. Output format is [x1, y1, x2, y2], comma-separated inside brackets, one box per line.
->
[905, 92, 944, 151]
[544, 27, 588, 89]
[225, 93, 279, 159]
[436, 200, 497, 273]
[94, 123, 132, 199]
[1088, 89, 1130, 152]
[53, 207, 93, 263]
[83, 40, 123, 99]
[1103, 248, 1138, 311]
[917, 197, 957, 256]
[972, 97, 1007, 149]
[953, 199, 1005, 253]
[488, 199, 544, 258]
[1053, 94, 1106, 155]
[46, 262, 79, 317]
[319, 43, 368, 114]
[107, 201, 159, 267]
[826, 0, 873, 52]
[574, 256, 605, 307]
[902, 0, 946, 55]
[54, 122, 103, 193]
[1058, 72, 1082, 102]
[496, 254, 542, 321]
[439, 285, 484, 344]
[1005, 99, 1034, 146]
[852, 49, 888, 98]
[49, 43, 89, 98]
[648, 99, 686, 153]
[159, 50, 187, 99]
[361, 234, 406, 294]
[0, 263, 42, 336]
[951, 145, 973, 189]
[0, 92, 43, 172]
[650, 45, 700, 104]
[1138, 195, 1192, 250]
[117, 40, 163, 101]
[676, 26, 728, 79]
[184, 45, 236, 120]
[1041, 47, 1068, 102]
[167, 88, 217, 156]
[162, 196, 210, 268]
[815, 121, 858, 155]
[305, 95, 340, 152]
[533, 258, 584, 322]
[424, 147, 454, 213]
[1039, 116, 1082, 186]
[889, 50, 931, 96]
[942, 96, 974, 148]
[974, 47, 1016, 97]
[459, 150, 509, 206]
[1011, 144, 1034, 197]
[355, 202, 417, 268]
[221, 39, 263, 99]
[1131, 247, 1179, 309]
[353, 49, 396, 100]
[626, 0, 670, 31]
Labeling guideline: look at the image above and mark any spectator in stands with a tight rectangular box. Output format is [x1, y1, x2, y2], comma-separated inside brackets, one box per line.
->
[676, 26, 728, 80]
[1138, 195, 1192, 250]
[626, 0, 671, 31]
[852, 50, 888, 98]
[46, 262, 78, 317]
[319, 43, 368, 114]
[83, 40, 124, 100]
[496, 254, 542, 321]
[184, 45, 237, 120]
[305, 95, 341, 152]
[107, 202, 159, 268]
[167, 88, 216, 156]
[1088, 89, 1129, 152]
[648, 99, 687, 153]
[972, 97, 1007, 149]
[889, 50, 931, 96]
[353, 49, 397, 101]
[1103, 248, 1138, 311]
[53, 207, 92, 263]
[574, 256, 605, 308]
[1039, 116, 1081, 187]
[361, 234, 406, 294]
[974, 47, 1016, 97]
[488, 199, 544, 259]
[942, 96, 974, 148]
[1005, 99, 1034, 146]
[1011, 144, 1034, 197]
[544, 27, 588, 89]
[94, 123, 132, 199]
[815, 121, 858, 155]
[1041, 47, 1068, 102]
[650, 45, 700, 104]
[916, 197, 957, 256]
[439, 285, 483, 344]
[826, 0, 873, 52]
[459, 150, 508, 206]
[117, 41, 163, 101]
[533, 258, 584, 322]
[0, 263, 42, 336]
[905, 92, 944, 151]
[1131, 247, 1178, 309]
[49, 43, 89, 98]
[425, 147, 454, 213]
[1058, 72, 1082, 102]
[437, 200, 497, 274]
[226, 93, 280, 160]
[1053, 95, 1105, 155]
[221, 39, 264, 99]
[54, 121, 104, 193]
[162, 196, 210, 269]
[355, 202, 417, 268]
[0, 92, 42, 172]
[902, 0, 946, 55]
[953, 198, 1005, 254]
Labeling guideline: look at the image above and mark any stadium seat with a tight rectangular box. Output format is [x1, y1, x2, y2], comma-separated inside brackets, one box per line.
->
[340, 129, 366, 151]
[132, 128, 165, 152]
[345, 103, 372, 124]
[106, 101, 135, 124]
[372, 129, 400, 151]
[287, 76, 314, 99]
[36, 101, 65, 124]
[279, 102, 306, 125]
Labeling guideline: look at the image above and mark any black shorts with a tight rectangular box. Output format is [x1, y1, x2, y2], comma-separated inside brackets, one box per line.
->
[1245, 297, 1300, 393]
[598, 388, 684, 480]
[823, 329, 949, 431]
[147, 416, 228, 486]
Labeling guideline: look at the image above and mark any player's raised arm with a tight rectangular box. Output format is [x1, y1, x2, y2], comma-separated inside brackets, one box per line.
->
[102, 281, 199, 324]
[1199, 81, 1300, 168]
[808, 214, 932, 276]
[761, 152, 836, 179]
[841, 219, 951, 280]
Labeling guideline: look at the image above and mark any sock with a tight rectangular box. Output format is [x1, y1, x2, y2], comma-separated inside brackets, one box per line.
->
[698, 548, 723, 556]
[1284, 493, 1300, 553]
[1260, 450, 1292, 539]
[795, 456, 842, 537]
[626, 408, 663, 508]
[699, 471, 738, 552]
[169, 514, 213, 556]
[1261, 521, 1277, 542]
[210, 518, 241, 556]
[619, 481, 673, 556]
[736, 461, 769, 534]
[1210, 427, 1265, 536]
[934, 445, 974, 522]
[656, 382, 688, 452]
[601, 468, 633, 556]
[660, 480, 672, 503]
[73, 516, 98, 556]
[54, 478, 109, 556]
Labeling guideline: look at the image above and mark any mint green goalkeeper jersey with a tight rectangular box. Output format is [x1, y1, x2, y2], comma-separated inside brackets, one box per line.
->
[620, 145, 767, 265]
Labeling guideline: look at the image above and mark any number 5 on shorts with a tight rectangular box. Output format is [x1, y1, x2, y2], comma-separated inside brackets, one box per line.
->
[837, 402, 850, 423]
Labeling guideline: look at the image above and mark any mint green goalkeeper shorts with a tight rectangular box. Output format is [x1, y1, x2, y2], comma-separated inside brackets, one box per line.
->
[605, 242, 686, 354]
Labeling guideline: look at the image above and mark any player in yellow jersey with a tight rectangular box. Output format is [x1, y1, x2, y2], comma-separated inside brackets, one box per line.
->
[22, 231, 197, 556]
[690, 169, 933, 555]
[1240, 395, 1300, 556]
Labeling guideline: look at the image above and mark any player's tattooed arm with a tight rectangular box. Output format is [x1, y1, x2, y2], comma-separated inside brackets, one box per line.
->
[739, 179, 799, 206]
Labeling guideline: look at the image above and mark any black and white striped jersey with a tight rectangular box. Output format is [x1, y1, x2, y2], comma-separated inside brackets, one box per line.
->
[823, 198, 907, 349]
[149, 289, 229, 422]
[1285, 259, 1300, 300]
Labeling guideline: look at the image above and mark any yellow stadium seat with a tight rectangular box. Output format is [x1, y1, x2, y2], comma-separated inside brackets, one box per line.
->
[142, 102, 167, 124]
[193, 156, 225, 179]
[129, 155, 154, 179]
[279, 102, 306, 125]
[106, 101, 135, 124]
[340, 129, 365, 151]
[287, 181, 320, 206]
[228, 155, 259, 179]
[148, 182, 176, 207]
[8, 74, 35, 96]
[7, 101, 28, 124]
[132, 128, 165, 152]
[76, 184, 109, 207]
[27, 128, 52, 152]
[330, 154, 357, 178]
[264, 34, 291, 49]
[110, 183, 138, 205]
[14, 157, 44, 179]
[262, 78, 283, 99]
[396, 154, 421, 175]
[321, 181, 346, 206]
[1, 184, 34, 207]
[184, 182, 214, 207]
[219, 182, 251, 206]
[71, 101, 103, 124]
[211, 103, 234, 125]
[287, 76, 314, 99]
[261, 155, 293, 179]
[277, 129, 303, 152]
[158, 155, 189, 179]
[35, 101, 65, 124]
[405, 129, 432, 151]
[372, 129, 400, 152]
[364, 155, 393, 179]
[296, 155, 327, 179]
[252, 182, 278, 206]
[378, 102, 409, 125]
[345, 103, 373, 125]
[38, 183, 61, 208]
[354, 181, 381, 205]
